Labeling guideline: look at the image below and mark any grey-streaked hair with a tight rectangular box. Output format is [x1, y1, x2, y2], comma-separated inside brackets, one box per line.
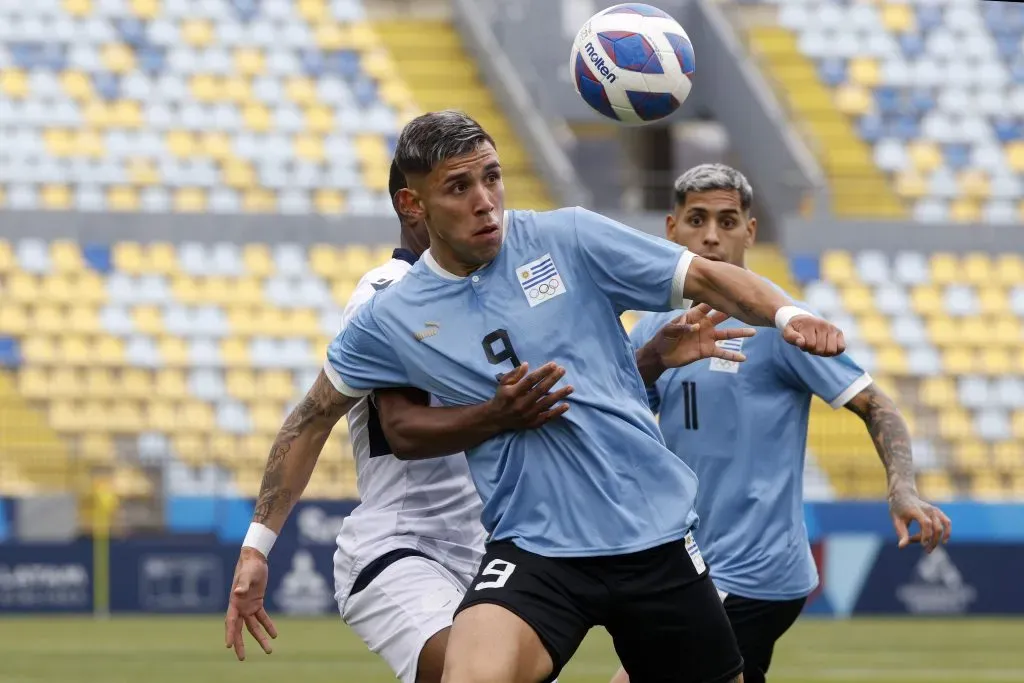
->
[672, 163, 753, 212]
[395, 110, 496, 177]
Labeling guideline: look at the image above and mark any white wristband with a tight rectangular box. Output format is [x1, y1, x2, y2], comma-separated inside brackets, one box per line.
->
[242, 522, 278, 557]
[775, 305, 813, 331]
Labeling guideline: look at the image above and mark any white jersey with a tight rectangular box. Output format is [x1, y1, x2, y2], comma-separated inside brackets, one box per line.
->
[333, 250, 486, 606]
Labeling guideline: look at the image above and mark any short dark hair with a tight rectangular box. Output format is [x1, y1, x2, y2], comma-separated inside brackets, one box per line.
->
[672, 164, 753, 212]
[388, 159, 406, 200]
[394, 110, 496, 177]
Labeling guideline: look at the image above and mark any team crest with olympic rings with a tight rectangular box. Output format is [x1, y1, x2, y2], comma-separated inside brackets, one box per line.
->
[516, 252, 566, 308]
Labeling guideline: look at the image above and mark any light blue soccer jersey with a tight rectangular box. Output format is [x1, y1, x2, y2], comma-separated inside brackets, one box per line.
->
[325, 207, 700, 558]
[630, 297, 870, 600]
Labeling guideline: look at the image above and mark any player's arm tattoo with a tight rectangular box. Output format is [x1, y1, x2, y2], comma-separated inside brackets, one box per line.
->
[844, 383, 917, 495]
[252, 370, 355, 531]
[682, 258, 782, 328]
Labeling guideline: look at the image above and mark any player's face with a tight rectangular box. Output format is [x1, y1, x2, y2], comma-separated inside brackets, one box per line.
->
[410, 142, 505, 275]
[665, 189, 756, 268]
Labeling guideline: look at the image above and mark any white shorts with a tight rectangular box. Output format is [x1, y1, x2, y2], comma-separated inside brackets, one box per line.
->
[340, 555, 470, 683]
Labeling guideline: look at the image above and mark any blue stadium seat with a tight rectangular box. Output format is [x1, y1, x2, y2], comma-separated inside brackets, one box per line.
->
[0, 337, 21, 367]
[898, 33, 925, 60]
[325, 50, 362, 80]
[994, 116, 1021, 143]
[943, 144, 972, 171]
[916, 6, 945, 33]
[790, 254, 820, 285]
[858, 114, 885, 144]
[231, 0, 261, 22]
[137, 47, 167, 74]
[889, 115, 920, 141]
[83, 243, 113, 274]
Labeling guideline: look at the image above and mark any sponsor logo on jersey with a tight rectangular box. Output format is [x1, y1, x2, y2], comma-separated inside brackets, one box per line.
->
[896, 547, 976, 614]
[517, 253, 566, 308]
[371, 278, 393, 291]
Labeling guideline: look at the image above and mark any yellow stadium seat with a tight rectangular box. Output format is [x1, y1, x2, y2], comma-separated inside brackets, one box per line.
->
[61, 71, 92, 101]
[929, 253, 960, 285]
[942, 347, 976, 375]
[1018, 200, 1024, 223]
[243, 189, 277, 213]
[286, 77, 318, 106]
[196, 276, 230, 306]
[315, 190, 345, 215]
[242, 104, 272, 132]
[190, 74, 221, 103]
[108, 187, 140, 212]
[994, 442, 1022, 473]
[95, 336, 125, 366]
[1007, 141, 1024, 172]
[62, 0, 92, 17]
[223, 161, 256, 190]
[918, 471, 955, 501]
[7, 273, 39, 302]
[43, 128, 74, 157]
[309, 244, 338, 279]
[251, 402, 284, 436]
[85, 368, 117, 398]
[41, 274, 76, 304]
[58, 335, 91, 366]
[0, 241, 12, 273]
[226, 369, 257, 400]
[147, 242, 178, 275]
[848, 58, 880, 87]
[220, 77, 250, 106]
[121, 368, 153, 399]
[939, 407, 974, 441]
[856, 313, 890, 344]
[50, 241, 82, 274]
[250, 307, 286, 336]
[209, 433, 239, 464]
[908, 141, 942, 173]
[1016, 349, 1024, 374]
[154, 369, 186, 399]
[49, 368, 81, 399]
[0, 304, 28, 335]
[959, 170, 990, 200]
[181, 19, 214, 47]
[257, 370, 295, 402]
[228, 278, 263, 307]
[113, 242, 143, 275]
[349, 22, 377, 50]
[994, 254, 1024, 286]
[167, 130, 197, 159]
[876, 345, 907, 375]
[315, 23, 348, 50]
[894, 170, 927, 199]
[180, 401, 214, 434]
[962, 253, 993, 286]
[286, 309, 320, 338]
[227, 307, 258, 337]
[174, 188, 207, 213]
[18, 367, 50, 399]
[72, 272, 106, 305]
[820, 251, 854, 283]
[355, 135, 388, 167]
[112, 100, 142, 128]
[243, 244, 274, 277]
[200, 132, 232, 161]
[971, 472, 1007, 501]
[949, 198, 981, 222]
[127, 159, 159, 186]
[1012, 411, 1024, 440]
[132, 306, 163, 335]
[974, 286, 1007, 317]
[129, 0, 158, 18]
[0, 69, 29, 98]
[881, 3, 914, 31]
[834, 85, 872, 115]
[173, 435, 204, 465]
[79, 433, 114, 465]
[50, 399, 83, 432]
[221, 338, 250, 368]
[294, 135, 325, 163]
[31, 304, 65, 334]
[332, 281, 356, 306]
[1011, 473, 1024, 497]
[68, 306, 100, 334]
[146, 400, 176, 432]
[305, 106, 335, 134]
[910, 286, 941, 316]
[235, 48, 265, 76]
[41, 185, 72, 210]
[993, 316, 1021, 347]
[158, 338, 189, 368]
[952, 440, 989, 470]
[101, 43, 135, 74]
[342, 245, 378, 277]
[76, 130, 105, 159]
[958, 316, 990, 348]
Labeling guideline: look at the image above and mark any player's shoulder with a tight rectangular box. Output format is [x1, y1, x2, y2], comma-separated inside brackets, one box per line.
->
[342, 258, 414, 323]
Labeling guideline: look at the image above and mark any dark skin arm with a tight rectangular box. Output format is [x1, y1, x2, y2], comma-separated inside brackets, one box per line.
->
[376, 362, 573, 459]
[844, 383, 952, 552]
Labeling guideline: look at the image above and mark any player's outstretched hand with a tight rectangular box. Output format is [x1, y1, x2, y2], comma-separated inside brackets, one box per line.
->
[651, 304, 756, 369]
[782, 315, 846, 357]
[889, 490, 952, 554]
[225, 547, 278, 661]
[488, 362, 574, 431]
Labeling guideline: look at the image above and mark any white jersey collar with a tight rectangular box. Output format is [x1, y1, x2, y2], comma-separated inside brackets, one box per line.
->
[423, 211, 509, 281]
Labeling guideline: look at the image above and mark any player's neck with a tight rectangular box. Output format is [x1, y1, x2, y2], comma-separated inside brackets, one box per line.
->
[425, 247, 486, 279]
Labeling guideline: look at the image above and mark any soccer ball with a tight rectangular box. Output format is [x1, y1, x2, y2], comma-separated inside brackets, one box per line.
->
[570, 3, 695, 125]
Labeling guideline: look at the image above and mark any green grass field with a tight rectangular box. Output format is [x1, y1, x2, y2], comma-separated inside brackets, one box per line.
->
[0, 616, 1021, 683]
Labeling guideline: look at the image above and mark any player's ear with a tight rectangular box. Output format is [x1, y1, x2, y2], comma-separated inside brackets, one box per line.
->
[665, 212, 677, 242]
[396, 188, 424, 222]
[745, 215, 757, 248]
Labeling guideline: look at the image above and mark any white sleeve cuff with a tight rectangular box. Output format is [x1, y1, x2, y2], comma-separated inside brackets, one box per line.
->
[671, 251, 696, 311]
[322, 358, 370, 398]
[830, 372, 873, 409]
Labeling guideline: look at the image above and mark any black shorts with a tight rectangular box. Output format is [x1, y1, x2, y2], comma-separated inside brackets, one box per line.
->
[455, 535, 743, 683]
[722, 593, 806, 683]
